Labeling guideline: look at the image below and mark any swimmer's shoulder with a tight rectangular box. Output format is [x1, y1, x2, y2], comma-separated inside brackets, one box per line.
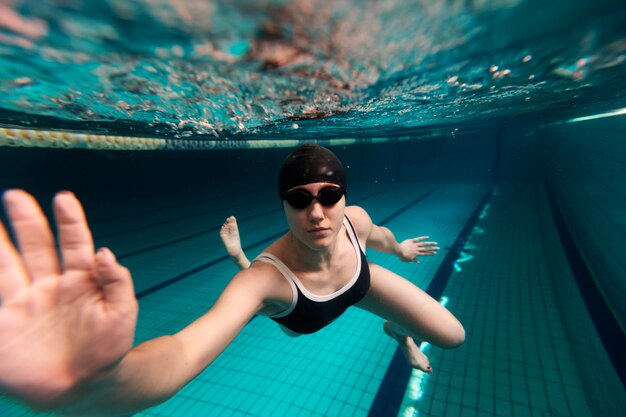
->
[221, 265, 291, 317]
[237, 251, 294, 314]
[245, 252, 291, 287]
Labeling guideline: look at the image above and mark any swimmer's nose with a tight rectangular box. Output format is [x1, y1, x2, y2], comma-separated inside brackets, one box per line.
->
[308, 200, 324, 223]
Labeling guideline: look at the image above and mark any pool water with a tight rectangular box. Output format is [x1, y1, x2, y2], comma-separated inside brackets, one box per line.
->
[1, 0, 626, 139]
[1, 1, 625, 416]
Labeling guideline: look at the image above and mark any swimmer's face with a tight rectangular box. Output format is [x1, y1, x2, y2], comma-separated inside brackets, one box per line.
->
[283, 182, 346, 249]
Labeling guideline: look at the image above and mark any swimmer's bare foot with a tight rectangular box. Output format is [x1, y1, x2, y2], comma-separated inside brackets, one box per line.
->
[384, 321, 432, 374]
[220, 216, 251, 270]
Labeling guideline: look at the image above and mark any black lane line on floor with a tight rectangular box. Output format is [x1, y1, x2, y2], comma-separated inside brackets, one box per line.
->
[376, 188, 437, 226]
[93, 200, 260, 239]
[134, 189, 388, 299]
[543, 178, 626, 388]
[118, 190, 387, 260]
[136, 230, 286, 299]
[88, 194, 225, 224]
[88, 189, 274, 224]
[116, 208, 279, 259]
[368, 188, 493, 417]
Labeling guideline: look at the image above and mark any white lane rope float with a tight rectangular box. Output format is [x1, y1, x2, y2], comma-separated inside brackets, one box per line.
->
[0, 126, 436, 151]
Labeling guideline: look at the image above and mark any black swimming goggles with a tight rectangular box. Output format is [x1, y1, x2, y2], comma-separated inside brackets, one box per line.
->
[282, 186, 346, 209]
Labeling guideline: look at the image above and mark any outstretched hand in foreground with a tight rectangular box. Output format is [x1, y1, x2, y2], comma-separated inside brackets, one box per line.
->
[0, 190, 137, 409]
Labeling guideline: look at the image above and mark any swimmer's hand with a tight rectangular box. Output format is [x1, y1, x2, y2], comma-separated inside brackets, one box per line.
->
[0, 190, 137, 410]
[398, 236, 439, 263]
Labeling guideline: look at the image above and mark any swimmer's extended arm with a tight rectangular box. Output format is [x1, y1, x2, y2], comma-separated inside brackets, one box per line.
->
[346, 206, 439, 262]
[0, 190, 268, 416]
[62, 269, 267, 417]
[62, 269, 266, 417]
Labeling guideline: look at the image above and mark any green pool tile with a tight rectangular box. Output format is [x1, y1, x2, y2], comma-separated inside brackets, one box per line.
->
[528, 391, 549, 411]
[478, 394, 495, 414]
[547, 397, 571, 416]
[569, 401, 594, 417]
[512, 403, 533, 417]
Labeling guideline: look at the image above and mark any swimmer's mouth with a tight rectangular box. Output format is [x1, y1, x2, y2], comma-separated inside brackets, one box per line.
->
[308, 227, 330, 233]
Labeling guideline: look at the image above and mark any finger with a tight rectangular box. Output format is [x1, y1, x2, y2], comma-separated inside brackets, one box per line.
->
[412, 236, 429, 242]
[53, 192, 95, 272]
[95, 247, 136, 307]
[2, 189, 60, 281]
[0, 217, 29, 298]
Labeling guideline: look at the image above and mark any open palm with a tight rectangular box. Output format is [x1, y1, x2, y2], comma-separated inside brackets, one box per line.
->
[0, 190, 137, 408]
[398, 236, 440, 262]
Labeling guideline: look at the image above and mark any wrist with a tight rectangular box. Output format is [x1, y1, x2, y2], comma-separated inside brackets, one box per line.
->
[55, 356, 129, 416]
[393, 242, 404, 258]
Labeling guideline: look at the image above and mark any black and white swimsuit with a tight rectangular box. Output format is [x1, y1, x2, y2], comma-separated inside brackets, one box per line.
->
[255, 216, 371, 336]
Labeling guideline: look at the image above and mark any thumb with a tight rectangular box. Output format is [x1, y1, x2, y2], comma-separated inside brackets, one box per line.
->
[95, 247, 136, 306]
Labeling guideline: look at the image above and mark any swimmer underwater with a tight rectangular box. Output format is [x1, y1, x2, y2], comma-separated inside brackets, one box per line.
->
[0, 144, 464, 416]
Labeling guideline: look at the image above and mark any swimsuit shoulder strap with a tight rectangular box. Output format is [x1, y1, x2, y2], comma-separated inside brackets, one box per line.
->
[255, 253, 298, 318]
[344, 215, 365, 253]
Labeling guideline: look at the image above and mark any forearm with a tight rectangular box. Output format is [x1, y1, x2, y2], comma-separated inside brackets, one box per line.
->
[57, 335, 193, 417]
[367, 226, 401, 256]
[57, 293, 253, 416]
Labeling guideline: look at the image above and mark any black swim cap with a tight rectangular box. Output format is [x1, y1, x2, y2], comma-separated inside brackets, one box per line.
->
[278, 144, 347, 199]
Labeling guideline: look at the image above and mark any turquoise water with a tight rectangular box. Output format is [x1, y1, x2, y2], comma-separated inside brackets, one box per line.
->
[1, 1, 626, 417]
[1, 0, 626, 139]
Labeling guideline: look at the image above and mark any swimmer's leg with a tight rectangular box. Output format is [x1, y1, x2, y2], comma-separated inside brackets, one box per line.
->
[384, 321, 431, 373]
[356, 263, 465, 370]
[219, 216, 251, 270]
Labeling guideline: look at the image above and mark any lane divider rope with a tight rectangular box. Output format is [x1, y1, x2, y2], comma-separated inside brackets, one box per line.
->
[0, 126, 435, 151]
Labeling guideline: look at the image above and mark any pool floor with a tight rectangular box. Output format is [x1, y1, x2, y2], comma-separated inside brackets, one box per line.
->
[0, 181, 598, 417]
